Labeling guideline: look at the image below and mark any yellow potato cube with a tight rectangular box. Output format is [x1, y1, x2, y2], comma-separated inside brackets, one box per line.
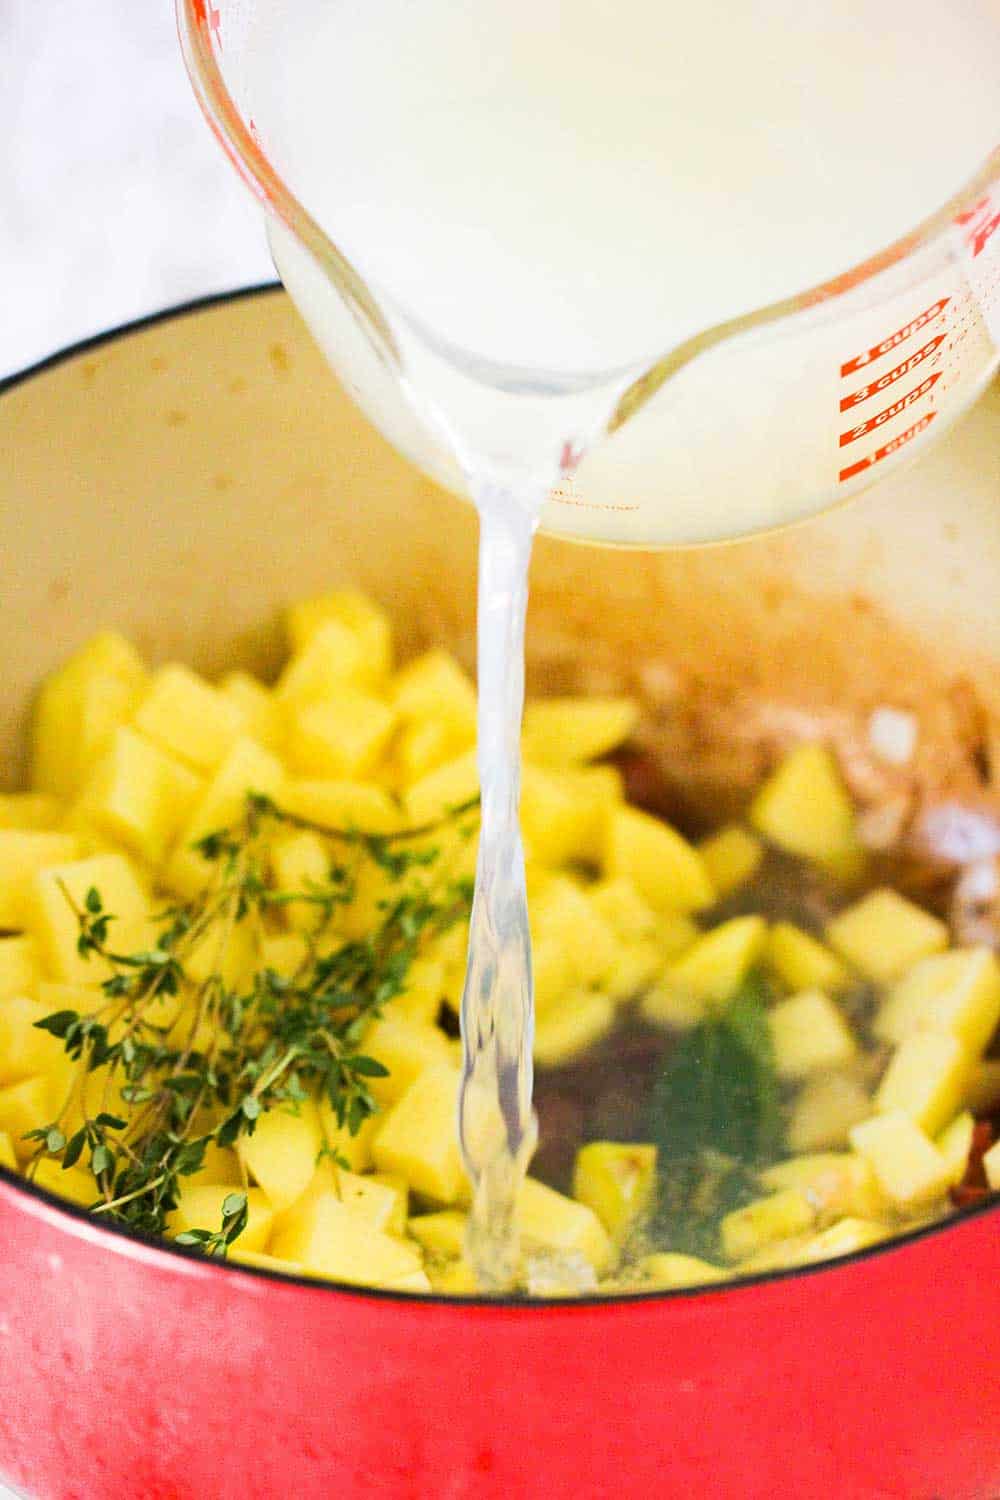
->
[283, 779, 401, 834]
[368, 1173, 409, 1235]
[271, 1190, 423, 1284]
[720, 1189, 816, 1261]
[164, 738, 285, 898]
[982, 1137, 1000, 1192]
[750, 744, 864, 881]
[769, 989, 857, 1080]
[169, 1185, 273, 1254]
[532, 877, 619, 988]
[760, 1153, 884, 1220]
[517, 1177, 614, 1274]
[408, 1210, 468, 1260]
[31, 1158, 98, 1209]
[276, 620, 369, 705]
[874, 948, 1000, 1058]
[850, 1112, 952, 1208]
[964, 1058, 1000, 1114]
[604, 806, 715, 914]
[360, 1014, 451, 1106]
[661, 916, 768, 1008]
[317, 1105, 380, 1173]
[826, 890, 948, 985]
[404, 749, 479, 826]
[0, 936, 40, 1000]
[238, 1098, 323, 1213]
[0, 1076, 58, 1159]
[372, 1064, 466, 1204]
[0, 995, 67, 1086]
[287, 693, 396, 781]
[78, 727, 203, 866]
[788, 1068, 873, 1152]
[28, 852, 153, 985]
[572, 1142, 657, 1243]
[0, 1130, 16, 1171]
[135, 664, 246, 774]
[765, 921, 852, 994]
[698, 826, 764, 898]
[534, 990, 615, 1068]
[285, 590, 393, 681]
[639, 1253, 729, 1288]
[936, 1111, 975, 1188]
[0, 831, 80, 930]
[219, 672, 284, 752]
[31, 633, 147, 799]
[874, 1030, 973, 1136]
[392, 650, 478, 738]
[0, 794, 62, 831]
[794, 1217, 890, 1264]
[521, 697, 639, 767]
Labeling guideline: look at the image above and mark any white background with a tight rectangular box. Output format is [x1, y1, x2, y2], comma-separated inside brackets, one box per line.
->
[1, 0, 274, 379]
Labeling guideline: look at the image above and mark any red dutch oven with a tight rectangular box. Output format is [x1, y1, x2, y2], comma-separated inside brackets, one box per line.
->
[1, 287, 998, 1499]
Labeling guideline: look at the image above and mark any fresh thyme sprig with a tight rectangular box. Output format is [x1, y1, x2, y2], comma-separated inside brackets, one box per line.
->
[25, 790, 478, 1251]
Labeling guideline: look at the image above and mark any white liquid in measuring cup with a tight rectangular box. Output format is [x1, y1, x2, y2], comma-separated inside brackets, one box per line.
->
[245, 0, 1000, 1285]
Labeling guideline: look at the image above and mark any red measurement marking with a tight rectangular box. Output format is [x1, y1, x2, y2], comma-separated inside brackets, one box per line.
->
[841, 297, 950, 377]
[956, 196, 1000, 259]
[839, 410, 937, 483]
[840, 334, 946, 412]
[839, 372, 941, 447]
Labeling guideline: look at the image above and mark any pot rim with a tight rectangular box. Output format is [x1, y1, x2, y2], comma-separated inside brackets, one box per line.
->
[3, 283, 997, 1311]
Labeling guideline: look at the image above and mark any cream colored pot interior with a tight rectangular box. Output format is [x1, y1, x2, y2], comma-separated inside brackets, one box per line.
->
[2, 289, 1000, 832]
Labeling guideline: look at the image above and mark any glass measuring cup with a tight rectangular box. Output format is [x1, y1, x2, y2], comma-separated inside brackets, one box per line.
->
[178, 0, 1000, 546]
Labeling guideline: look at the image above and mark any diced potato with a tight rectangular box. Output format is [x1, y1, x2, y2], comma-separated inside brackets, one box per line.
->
[317, 1105, 380, 1174]
[169, 1185, 273, 1254]
[826, 890, 948, 985]
[228, 1247, 304, 1276]
[874, 1031, 972, 1136]
[769, 989, 857, 1080]
[0, 996, 67, 1086]
[849, 1112, 952, 1208]
[276, 620, 369, 705]
[936, 1111, 975, 1188]
[31, 633, 147, 798]
[788, 1068, 873, 1152]
[238, 1098, 323, 1213]
[760, 1153, 884, 1220]
[766, 922, 851, 994]
[404, 749, 479, 827]
[31, 1158, 98, 1208]
[750, 744, 864, 881]
[164, 738, 285, 898]
[285, 590, 393, 681]
[517, 1177, 614, 1274]
[792, 1217, 890, 1264]
[270, 832, 334, 933]
[698, 826, 763, 898]
[282, 779, 401, 834]
[982, 1138, 1000, 1192]
[360, 1014, 451, 1107]
[720, 1189, 816, 1261]
[533, 990, 615, 1067]
[532, 877, 619, 988]
[287, 693, 396, 781]
[408, 1209, 468, 1260]
[604, 806, 715, 914]
[573, 1142, 657, 1243]
[0, 1130, 16, 1171]
[0, 1076, 58, 1160]
[661, 916, 767, 1008]
[368, 1173, 409, 1235]
[639, 1253, 729, 1288]
[391, 958, 446, 1027]
[964, 1059, 1000, 1114]
[77, 727, 203, 866]
[135, 665, 246, 774]
[0, 831, 80, 930]
[28, 852, 153, 985]
[219, 672, 283, 751]
[521, 697, 639, 767]
[372, 1064, 466, 1203]
[271, 1190, 423, 1284]
[874, 948, 1000, 1058]
[0, 936, 40, 1000]
[392, 650, 477, 739]
[0, 794, 62, 831]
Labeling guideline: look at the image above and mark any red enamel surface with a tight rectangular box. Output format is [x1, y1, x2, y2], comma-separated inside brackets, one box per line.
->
[1, 1174, 998, 1499]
